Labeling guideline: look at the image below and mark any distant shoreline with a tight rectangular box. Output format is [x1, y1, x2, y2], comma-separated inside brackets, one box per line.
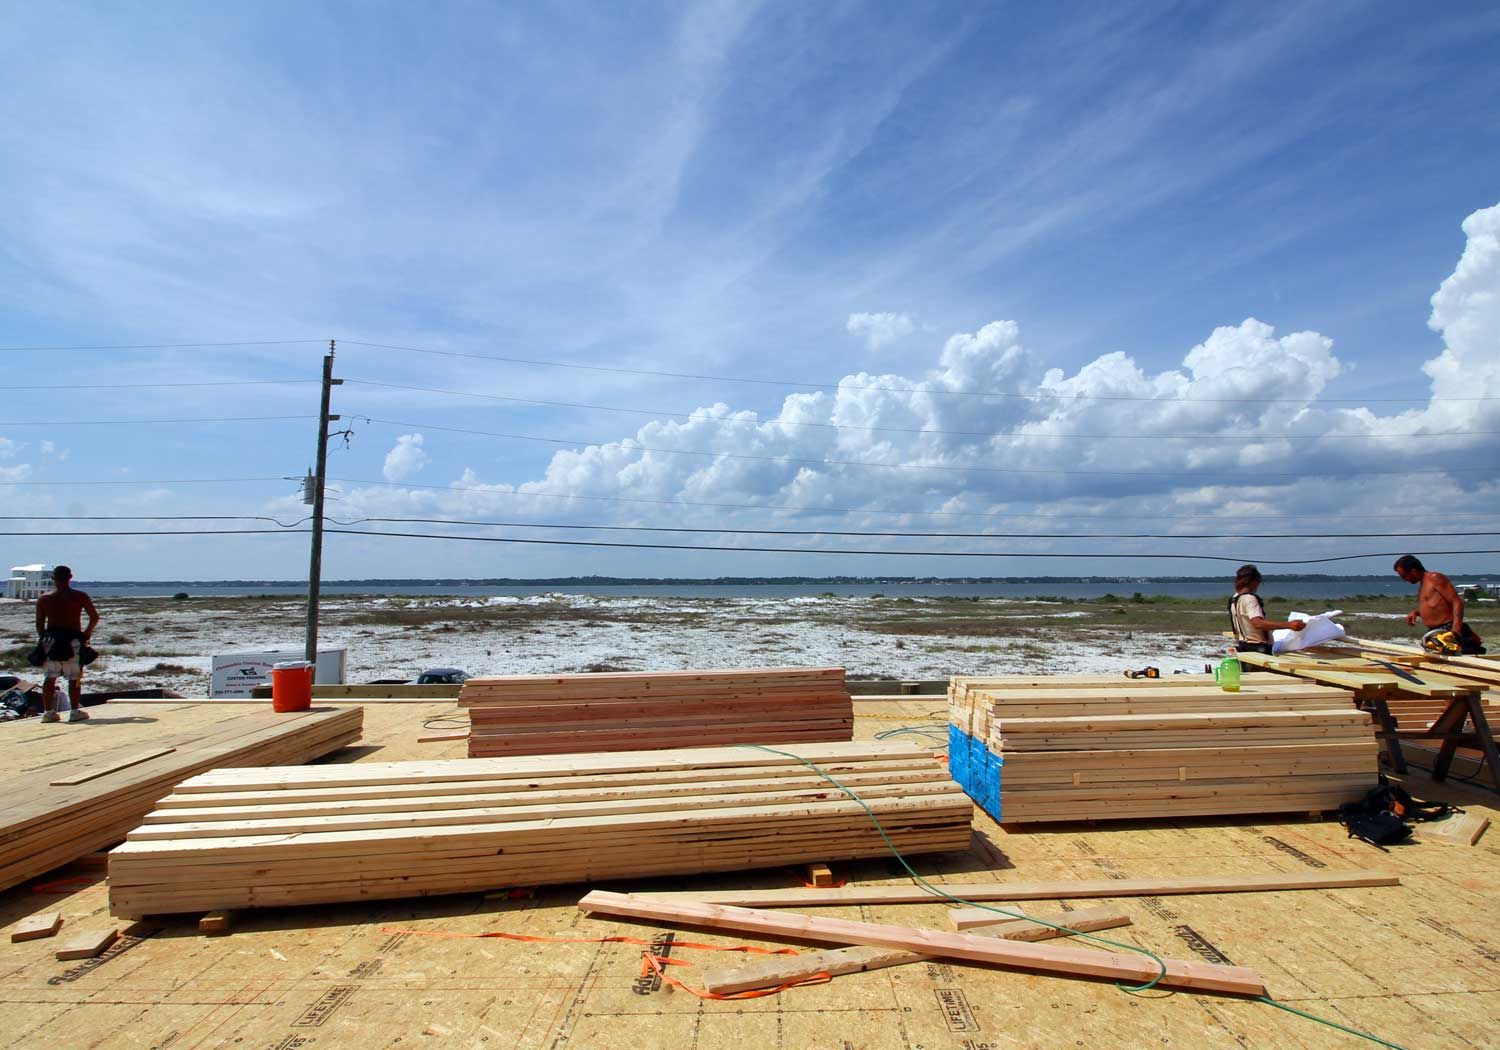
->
[75, 573, 1450, 586]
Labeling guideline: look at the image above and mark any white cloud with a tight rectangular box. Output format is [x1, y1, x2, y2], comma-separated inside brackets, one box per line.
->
[382, 434, 429, 482]
[323, 202, 1500, 575]
[847, 312, 915, 350]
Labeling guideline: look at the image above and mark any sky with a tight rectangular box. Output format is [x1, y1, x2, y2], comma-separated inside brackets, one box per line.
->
[2, 1, 1499, 582]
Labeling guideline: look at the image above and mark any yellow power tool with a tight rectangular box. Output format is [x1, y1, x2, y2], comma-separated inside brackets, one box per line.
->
[1421, 628, 1463, 655]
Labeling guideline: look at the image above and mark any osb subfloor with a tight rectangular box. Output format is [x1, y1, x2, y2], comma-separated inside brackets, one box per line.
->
[2, 699, 1497, 1050]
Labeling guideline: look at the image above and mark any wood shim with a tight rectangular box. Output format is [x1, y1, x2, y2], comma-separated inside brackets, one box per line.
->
[634, 871, 1401, 907]
[577, 890, 1268, 996]
[0, 706, 363, 893]
[10, 911, 63, 942]
[107, 741, 971, 917]
[461, 667, 853, 758]
[699, 907, 1129, 994]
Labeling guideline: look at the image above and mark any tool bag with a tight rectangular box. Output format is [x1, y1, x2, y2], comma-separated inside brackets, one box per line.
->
[1336, 775, 1455, 849]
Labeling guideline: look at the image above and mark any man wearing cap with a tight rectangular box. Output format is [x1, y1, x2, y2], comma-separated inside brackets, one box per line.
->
[35, 565, 100, 723]
[1228, 564, 1306, 655]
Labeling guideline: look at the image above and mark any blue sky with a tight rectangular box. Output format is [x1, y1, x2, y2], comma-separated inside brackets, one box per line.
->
[3, 1, 1498, 581]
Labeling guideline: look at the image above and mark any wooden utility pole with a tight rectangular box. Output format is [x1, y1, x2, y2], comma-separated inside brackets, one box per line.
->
[306, 341, 342, 663]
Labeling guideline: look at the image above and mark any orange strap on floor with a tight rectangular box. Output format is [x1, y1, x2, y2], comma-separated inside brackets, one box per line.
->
[378, 925, 800, 957]
[378, 925, 829, 999]
[639, 949, 831, 1000]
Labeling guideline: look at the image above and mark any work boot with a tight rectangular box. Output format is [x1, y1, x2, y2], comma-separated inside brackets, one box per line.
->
[41, 711, 59, 723]
[66, 708, 90, 723]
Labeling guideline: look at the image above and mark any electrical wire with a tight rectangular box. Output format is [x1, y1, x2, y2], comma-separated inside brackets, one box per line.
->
[0, 415, 316, 427]
[10, 379, 321, 390]
[5, 477, 290, 487]
[343, 379, 1497, 441]
[340, 339, 1489, 406]
[9, 523, 1496, 564]
[319, 527, 1500, 564]
[329, 476, 1500, 524]
[0, 514, 309, 527]
[0, 340, 325, 352]
[343, 515, 1500, 541]
[350, 416, 1494, 480]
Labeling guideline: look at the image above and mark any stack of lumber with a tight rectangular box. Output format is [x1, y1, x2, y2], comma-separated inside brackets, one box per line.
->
[948, 676, 1375, 823]
[107, 741, 971, 917]
[462, 667, 853, 757]
[0, 706, 362, 892]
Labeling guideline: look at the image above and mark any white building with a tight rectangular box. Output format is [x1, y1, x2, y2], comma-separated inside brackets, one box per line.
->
[5, 564, 53, 601]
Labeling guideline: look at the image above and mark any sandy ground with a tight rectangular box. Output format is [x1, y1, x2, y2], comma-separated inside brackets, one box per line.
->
[2, 592, 1227, 696]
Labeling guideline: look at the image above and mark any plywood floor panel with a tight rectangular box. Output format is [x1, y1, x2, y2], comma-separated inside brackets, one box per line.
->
[2, 699, 1498, 1049]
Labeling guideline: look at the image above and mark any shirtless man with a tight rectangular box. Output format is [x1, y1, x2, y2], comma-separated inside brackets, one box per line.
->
[35, 565, 100, 723]
[1393, 554, 1485, 655]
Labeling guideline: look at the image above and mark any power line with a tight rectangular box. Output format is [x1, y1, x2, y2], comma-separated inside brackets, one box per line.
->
[341, 338, 1493, 405]
[344, 379, 1498, 441]
[9, 523, 1494, 564]
[0, 415, 316, 427]
[0, 514, 306, 526]
[329, 476, 1500, 523]
[325, 527, 1500, 564]
[0, 340, 325, 353]
[341, 515, 1500, 541]
[10, 379, 320, 391]
[25, 512, 1488, 541]
[5, 477, 289, 486]
[351, 416, 1493, 480]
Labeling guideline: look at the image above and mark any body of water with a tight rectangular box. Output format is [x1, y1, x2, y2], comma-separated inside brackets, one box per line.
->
[71, 577, 1465, 600]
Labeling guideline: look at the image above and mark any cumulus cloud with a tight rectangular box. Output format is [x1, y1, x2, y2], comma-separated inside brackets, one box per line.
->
[382, 433, 429, 481]
[338, 203, 1500, 560]
[847, 311, 915, 350]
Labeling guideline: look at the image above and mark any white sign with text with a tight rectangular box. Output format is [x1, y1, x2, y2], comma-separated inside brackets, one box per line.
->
[209, 649, 347, 698]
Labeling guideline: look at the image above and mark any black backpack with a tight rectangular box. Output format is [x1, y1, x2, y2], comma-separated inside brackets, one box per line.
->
[1336, 775, 1455, 849]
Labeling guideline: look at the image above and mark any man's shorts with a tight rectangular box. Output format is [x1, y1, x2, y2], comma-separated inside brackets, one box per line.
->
[43, 638, 83, 682]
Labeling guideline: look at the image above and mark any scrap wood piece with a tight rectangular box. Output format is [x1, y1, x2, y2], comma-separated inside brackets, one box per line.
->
[578, 890, 1265, 996]
[55, 927, 119, 960]
[198, 910, 236, 935]
[635, 870, 1401, 907]
[700, 906, 1130, 994]
[946, 904, 1127, 933]
[804, 863, 835, 888]
[1413, 812, 1490, 846]
[10, 911, 64, 942]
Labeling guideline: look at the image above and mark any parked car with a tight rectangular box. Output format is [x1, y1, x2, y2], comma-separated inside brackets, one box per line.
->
[416, 667, 470, 685]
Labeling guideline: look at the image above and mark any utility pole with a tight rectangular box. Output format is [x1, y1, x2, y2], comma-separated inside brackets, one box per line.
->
[306, 340, 343, 663]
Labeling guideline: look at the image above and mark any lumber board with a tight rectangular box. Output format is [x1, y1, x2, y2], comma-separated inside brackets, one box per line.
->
[637, 871, 1401, 906]
[107, 741, 972, 916]
[0, 706, 362, 891]
[947, 905, 1128, 933]
[699, 907, 1129, 994]
[54, 927, 118, 960]
[49, 748, 178, 786]
[948, 672, 1375, 822]
[462, 667, 854, 757]
[9, 911, 63, 942]
[1413, 812, 1490, 846]
[577, 891, 1267, 996]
